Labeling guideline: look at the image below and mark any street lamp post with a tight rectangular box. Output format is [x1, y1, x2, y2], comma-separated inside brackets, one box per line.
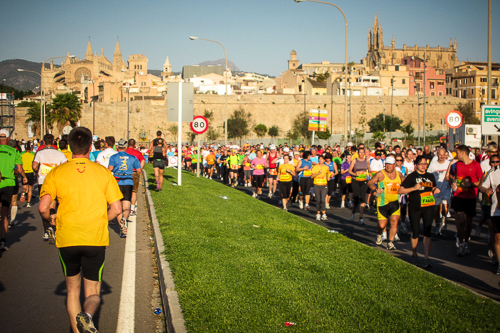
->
[390, 76, 394, 142]
[423, 57, 427, 146]
[190, 36, 228, 145]
[294, 0, 348, 148]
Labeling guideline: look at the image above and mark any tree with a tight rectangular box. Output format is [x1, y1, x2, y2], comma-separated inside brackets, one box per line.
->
[314, 72, 330, 83]
[206, 127, 220, 141]
[286, 130, 299, 142]
[227, 107, 252, 144]
[49, 93, 82, 128]
[254, 124, 267, 138]
[167, 124, 178, 140]
[367, 113, 403, 133]
[401, 121, 415, 146]
[187, 131, 197, 145]
[372, 130, 386, 142]
[203, 109, 214, 121]
[25, 102, 42, 137]
[268, 125, 279, 140]
[457, 102, 480, 124]
[293, 111, 310, 140]
[316, 127, 331, 140]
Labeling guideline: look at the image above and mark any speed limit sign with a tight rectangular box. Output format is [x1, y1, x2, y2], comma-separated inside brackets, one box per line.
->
[190, 116, 209, 134]
[445, 110, 463, 129]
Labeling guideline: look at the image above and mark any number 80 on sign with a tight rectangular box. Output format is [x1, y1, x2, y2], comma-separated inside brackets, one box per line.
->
[190, 115, 209, 134]
[445, 110, 463, 129]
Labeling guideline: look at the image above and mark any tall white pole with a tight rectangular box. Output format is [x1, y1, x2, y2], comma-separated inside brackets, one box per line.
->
[177, 83, 183, 186]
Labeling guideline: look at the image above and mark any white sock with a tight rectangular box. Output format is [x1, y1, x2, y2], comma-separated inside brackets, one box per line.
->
[131, 205, 136, 210]
[10, 206, 18, 222]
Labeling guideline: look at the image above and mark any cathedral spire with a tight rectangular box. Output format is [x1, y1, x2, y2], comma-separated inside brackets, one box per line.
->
[449, 38, 453, 48]
[114, 39, 122, 56]
[85, 39, 93, 60]
[379, 25, 383, 48]
[454, 37, 457, 49]
[368, 27, 372, 51]
[374, 13, 379, 29]
[391, 35, 395, 48]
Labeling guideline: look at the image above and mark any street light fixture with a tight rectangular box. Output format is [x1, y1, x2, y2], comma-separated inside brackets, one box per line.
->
[294, 0, 348, 148]
[190, 36, 229, 145]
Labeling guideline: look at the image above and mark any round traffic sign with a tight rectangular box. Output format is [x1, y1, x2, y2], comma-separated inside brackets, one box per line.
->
[445, 110, 463, 129]
[190, 116, 209, 134]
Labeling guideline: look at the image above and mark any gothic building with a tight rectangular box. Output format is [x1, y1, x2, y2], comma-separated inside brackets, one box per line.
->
[364, 14, 459, 71]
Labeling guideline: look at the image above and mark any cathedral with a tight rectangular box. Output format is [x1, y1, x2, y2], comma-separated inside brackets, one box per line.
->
[364, 14, 459, 71]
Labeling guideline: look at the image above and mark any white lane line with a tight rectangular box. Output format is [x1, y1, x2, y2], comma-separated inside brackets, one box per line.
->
[116, 214, 136, 333]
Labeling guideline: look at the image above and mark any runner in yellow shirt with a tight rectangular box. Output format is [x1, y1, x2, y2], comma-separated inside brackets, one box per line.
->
[205, 150, 216, 180]
[312, 155, 331, 221]
[278, 154, 296, 211]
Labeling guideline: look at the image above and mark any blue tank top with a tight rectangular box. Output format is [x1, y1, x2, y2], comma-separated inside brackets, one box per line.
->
[326, 161, 335, 172]
[300, 159, 312, 177]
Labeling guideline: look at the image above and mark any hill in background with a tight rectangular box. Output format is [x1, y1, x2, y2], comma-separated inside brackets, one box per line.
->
[0, 59, 48, 91]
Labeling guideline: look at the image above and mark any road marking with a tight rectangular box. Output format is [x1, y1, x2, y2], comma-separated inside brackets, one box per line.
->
[116, 214, 136, 333]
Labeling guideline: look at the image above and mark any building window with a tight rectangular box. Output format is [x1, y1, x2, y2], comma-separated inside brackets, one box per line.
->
[481, 77, 487, 83]
[471, 77, 474, 83]
[430, 82, 435, 89]
[493, 89, 497, 99]
[395, 65, 399, 71]
[471, 88, 474, 95]
[402, 79, 406, 84]
[438, 82, 444, 86]
[439, 91, 443, 96]
[464, 78, 467, 84]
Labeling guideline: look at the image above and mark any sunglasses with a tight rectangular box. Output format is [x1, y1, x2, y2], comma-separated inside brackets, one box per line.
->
[490, 161, 500, 164]
[396, 159, 403, 162]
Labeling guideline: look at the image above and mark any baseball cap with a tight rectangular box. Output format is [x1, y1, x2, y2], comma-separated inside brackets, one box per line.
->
[283, 147, 290, 152]
[385, 156, 396, 164]
[375, 150, 382, 157]
[293, 151, 300, 155]
[270, 144, 276, 150]
[0, 128, 10, 138]
[347, 142, 353, 147]
[117, 139, 127, 148]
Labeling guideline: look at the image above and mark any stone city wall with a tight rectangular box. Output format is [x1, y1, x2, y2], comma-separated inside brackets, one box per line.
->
[12, 95, 464, 142]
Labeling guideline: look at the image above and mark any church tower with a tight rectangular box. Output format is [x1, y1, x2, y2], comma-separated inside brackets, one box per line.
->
[288, 50, 299, 70]
[85, 39, 93, 61]
[113, 39, 124, 72]
[161, 56, 173, 81]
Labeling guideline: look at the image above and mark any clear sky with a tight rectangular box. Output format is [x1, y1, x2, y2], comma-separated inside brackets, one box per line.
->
[1, 0, 498, 77]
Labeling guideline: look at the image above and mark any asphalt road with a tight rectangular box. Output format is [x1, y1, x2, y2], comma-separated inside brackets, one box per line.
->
[217, 177, 500, 302]
[0, 181, 161, 333]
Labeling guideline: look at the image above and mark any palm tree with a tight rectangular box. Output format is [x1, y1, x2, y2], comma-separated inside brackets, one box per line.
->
[25, 103, 41, 137]
[49, 93, 82, 128]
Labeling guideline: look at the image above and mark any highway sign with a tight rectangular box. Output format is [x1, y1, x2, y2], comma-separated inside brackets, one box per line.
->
[308, 109, 327, 132]
[445, 110, 463, 129]
[481, 105, 500, 135]
[190, 116, 209, 134]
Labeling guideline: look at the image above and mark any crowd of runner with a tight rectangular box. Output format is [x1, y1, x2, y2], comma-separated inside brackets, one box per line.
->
[1, 127, 500, 332]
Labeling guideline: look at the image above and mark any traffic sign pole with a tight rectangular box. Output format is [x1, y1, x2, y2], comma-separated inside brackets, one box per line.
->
[178, 83, 183, 186]
[197, 137, 201, 178]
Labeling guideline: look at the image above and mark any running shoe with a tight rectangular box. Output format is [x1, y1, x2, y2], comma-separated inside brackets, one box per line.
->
[26, 203, 31, 208]
[268, 191, 272, 198]
[8, 221, 14, 229]
[434, 223, 441, 236]
[394, 233, 400, 242]
[76, 312, 98, 333]
[359, 218, 365, 225]
[305, 204, 310, 210]
[0, 241, 8, 251]
[350, 213, 355, 221]
[316, 214, 321, 221]
[340, 202, 345, 208]
[422, 259, 432, 269]
[376, 234, 383, 245]
[283, 207, 288, 212]
[488, 249, 494, 258]
[156, 183, 160, 190]
[252, 192, 257, 198]
[455, 234, 460, 248]
[325, 204, 330, 209]
[119, 219, 127, 238]
[348, 201, 353, 209]
[457, 243, 464, 256]
[475, 226, 481, 238]
[446, 212, 451, 218]
[387, 242, 396, 250]
[381, 232, 387, 242]
[365, 203, 370, 210]
[43, 232, 49, 241]
[130, 208, 137, 216]
[321, 214, 327, 221]
[20, 193, 25, 203]
[299, 201, 304, 209]
[47, 227, 56, 244]
[210, 177, 212, 180]
[463, 243, 470, 255]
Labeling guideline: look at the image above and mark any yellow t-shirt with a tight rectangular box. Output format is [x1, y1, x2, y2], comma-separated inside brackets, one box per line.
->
[312, 164, 330, 186]
[278, 163, 294, 182]
[205, 153, 216, 165]
[61, 149, 73, 162]
[21, 151, 35, 173]
[40, 158, 123, 248]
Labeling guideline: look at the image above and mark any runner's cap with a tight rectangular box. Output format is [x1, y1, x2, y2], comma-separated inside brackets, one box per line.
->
[0, 128, 10, 137]
[283, 147, 290, 152]
[385, 156, 396, 164]
[117, 139, 127, 148]
[347, 142, 353, 147]
[270, 145, 276, 150]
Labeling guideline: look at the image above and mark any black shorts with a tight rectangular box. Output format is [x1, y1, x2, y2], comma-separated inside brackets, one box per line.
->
[119, 185, 133, 202]
[26, 173, 36, 186]
[59, 246, 106, 281]
[452, 197, 477, 218]
[153, 159, 165, 169]
[482, 205, 492, 220]
[207, 164, 214, 169]
[491, 216, 500, 234]
[279, 181, 292, 199]
[268, 169, 278, 180]
[299, 177, 312, 196]
[252, 174, 265, 188]
[0, 186, 14, 207]
[377, 200, 401, 220]
[351, 180, 367, 205]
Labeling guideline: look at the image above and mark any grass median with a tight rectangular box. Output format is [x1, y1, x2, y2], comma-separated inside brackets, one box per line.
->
[146, 165, 500, 332]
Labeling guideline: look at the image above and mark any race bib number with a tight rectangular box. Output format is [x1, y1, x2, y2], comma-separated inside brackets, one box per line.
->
[256, 164, 264, 170]
[386, 182, 400, 195]
[208, 159, 215, 165]
[269, 168, 277, 176]
[371, 171, 377, 178]
[303, 170, 312, 177]
[315, 177, 327, 186]
[420, 192, 435, 207]
[245, 163, 251, 167]
[40, 163, 57, 176]
[356, 171, 367, 180]
[346, 176, 352, 184]
[280, 171, 291, 182]
[231, 164, 239, 170]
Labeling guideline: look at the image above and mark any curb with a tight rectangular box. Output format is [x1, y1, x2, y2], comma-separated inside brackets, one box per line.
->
[142, 170, 187, 333]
